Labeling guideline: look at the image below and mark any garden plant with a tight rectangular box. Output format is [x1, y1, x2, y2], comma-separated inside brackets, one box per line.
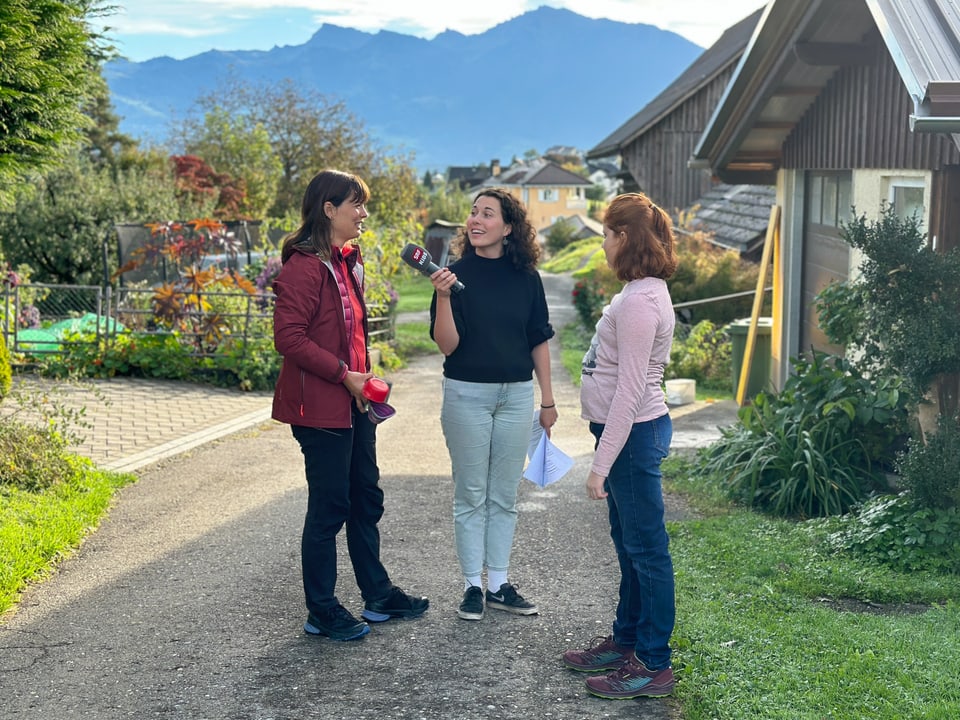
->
[697, 204, 960, 575]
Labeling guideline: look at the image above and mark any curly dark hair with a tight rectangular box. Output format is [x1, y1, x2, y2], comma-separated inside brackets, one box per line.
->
[452, 187, 540, 271]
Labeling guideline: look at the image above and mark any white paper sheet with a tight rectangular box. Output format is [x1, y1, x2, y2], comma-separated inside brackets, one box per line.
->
[523, 411, 575, 488]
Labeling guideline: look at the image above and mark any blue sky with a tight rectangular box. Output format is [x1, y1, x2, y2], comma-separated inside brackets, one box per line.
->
[91, 0, 768, 62]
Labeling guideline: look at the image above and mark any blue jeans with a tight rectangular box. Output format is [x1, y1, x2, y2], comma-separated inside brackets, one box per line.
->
[590, 413, 675, 670]
[291, 405, 391, 615]
[440, 377, 534, 579]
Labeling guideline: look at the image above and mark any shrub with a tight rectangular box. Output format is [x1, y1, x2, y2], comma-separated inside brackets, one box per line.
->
[40, 332, 194, 381]
[544, 218, 584, 254]
[570, 263, 620, 329]
[896, 413, 960, 511]
[668, 232, 763, 326]
[370, 340, 402, 374]
[0, 420, 74, 491]
[814, 279, 867, 351]
[825, 493, 960, 574]
[114, 219, 261, 354]
[828, 206, 960, 398]
[666, 319, 731, 389]
[696, 351, 910, 518]
[0, 379, 94, 491]
[571, 278, 606, 328]
[214, 335, 281, 391]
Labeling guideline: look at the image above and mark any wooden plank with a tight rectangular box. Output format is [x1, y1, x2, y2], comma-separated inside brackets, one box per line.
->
[737, 205, 780, 407]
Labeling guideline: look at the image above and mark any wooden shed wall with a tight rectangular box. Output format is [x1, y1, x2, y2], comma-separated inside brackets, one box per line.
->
[621, 67, 736, 211]
[782, 41, 960, 171]
[931, 167, 960, 253]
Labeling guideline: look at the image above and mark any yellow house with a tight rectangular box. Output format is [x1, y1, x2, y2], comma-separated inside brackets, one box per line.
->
[482, 161, 592, 230]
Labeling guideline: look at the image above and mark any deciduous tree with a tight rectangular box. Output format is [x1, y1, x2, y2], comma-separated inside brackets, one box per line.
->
[179, 107, 281, 220]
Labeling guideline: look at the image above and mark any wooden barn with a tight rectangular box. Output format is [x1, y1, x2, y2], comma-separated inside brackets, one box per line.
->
[587, 7, 772, 256]
[690, 0, 960, 398]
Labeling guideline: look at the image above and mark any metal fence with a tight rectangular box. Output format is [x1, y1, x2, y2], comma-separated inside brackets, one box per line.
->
[2, 282, 395, 361]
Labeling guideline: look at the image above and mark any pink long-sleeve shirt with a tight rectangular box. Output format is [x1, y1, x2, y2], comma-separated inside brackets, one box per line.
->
[579, 277, 675, 477]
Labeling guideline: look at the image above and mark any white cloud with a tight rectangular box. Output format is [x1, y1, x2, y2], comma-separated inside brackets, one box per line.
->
[552, 0, 766, 45]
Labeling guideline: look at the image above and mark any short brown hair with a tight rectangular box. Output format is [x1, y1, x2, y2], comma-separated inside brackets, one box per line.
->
[603, 193, 678, 281]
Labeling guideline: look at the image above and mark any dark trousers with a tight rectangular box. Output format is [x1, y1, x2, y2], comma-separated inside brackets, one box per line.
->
[291, 406, 391, 614]
[590, 413, 675, 670]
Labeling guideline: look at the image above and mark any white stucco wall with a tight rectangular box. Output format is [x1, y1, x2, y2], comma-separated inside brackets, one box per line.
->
[847, 169, 932, 277]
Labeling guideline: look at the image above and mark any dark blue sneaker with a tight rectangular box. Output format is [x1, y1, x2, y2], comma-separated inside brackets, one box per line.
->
[304, 604, 369, 640]
[361, 585, 429, 622]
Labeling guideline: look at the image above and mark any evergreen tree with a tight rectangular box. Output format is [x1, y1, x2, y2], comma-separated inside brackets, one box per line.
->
[0, 0, 110, 204]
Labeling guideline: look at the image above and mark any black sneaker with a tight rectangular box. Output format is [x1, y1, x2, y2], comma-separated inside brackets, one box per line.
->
[457, 586, 484, 621]
[485, 583, 539, 615]
[361, 585, 429, 622]
[304, 604, 369, 640]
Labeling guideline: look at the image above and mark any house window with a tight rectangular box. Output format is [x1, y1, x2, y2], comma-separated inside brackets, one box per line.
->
[888, 178, 925, 225]
[539, 189, 557, 202]
[806, 172, 852, 227]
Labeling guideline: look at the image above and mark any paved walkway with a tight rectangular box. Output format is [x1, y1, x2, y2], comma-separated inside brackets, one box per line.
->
[6, 375, 274, 474]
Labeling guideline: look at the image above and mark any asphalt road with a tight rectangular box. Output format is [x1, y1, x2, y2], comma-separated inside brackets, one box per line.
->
[0, 272, 735, 720]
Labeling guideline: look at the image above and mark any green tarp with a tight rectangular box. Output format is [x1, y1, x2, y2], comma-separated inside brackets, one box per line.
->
[16, 313, 125, 354]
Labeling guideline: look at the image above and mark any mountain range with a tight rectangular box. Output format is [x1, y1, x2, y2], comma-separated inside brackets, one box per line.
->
[103, 6, 703, 172]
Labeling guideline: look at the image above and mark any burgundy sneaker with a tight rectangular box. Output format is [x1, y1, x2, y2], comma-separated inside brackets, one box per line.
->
[585, 655, 676, 699]
[562, 635, 633, 672]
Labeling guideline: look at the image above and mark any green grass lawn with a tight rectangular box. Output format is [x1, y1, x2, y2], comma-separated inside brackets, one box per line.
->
[665, 454, 960, 719]
[392, 321, 436, 358]
[392, 270, 434, 313]
[0, 459, 134, 615]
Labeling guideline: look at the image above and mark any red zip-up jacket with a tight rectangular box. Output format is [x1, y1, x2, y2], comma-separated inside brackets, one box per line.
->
[271, 245, 369, 428]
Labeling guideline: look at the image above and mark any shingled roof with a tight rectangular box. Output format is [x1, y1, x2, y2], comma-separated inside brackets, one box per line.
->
[685, 184, 776, 260]
[538, 214, 604, 240]
[487, 161, 592, 188]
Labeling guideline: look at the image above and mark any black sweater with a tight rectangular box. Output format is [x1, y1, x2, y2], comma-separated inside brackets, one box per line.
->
[430, 253, 554, 383]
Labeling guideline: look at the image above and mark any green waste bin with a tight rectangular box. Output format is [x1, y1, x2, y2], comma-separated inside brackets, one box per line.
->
[727, 317, 773, 401]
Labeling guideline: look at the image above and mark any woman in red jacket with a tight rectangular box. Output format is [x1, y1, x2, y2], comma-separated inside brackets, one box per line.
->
[272, 169, 428, 640]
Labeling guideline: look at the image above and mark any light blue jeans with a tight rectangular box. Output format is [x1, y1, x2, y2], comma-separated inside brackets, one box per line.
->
[440, 377, 534, 579]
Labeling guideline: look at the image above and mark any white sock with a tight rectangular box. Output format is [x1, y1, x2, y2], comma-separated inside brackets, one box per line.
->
[487, 571, 508, 591]
[464, 576, 482, 591]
